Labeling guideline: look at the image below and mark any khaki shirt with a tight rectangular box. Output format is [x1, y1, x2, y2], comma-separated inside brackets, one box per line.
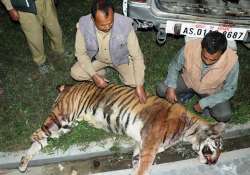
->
[1, 0, 13, 10]
[75, 23, 145, 86]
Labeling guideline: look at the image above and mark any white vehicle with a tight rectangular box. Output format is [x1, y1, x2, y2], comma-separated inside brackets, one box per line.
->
[123, 0, 250, 47]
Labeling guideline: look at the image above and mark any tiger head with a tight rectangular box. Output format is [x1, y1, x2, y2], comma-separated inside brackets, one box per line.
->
[190, 122, 225, 165]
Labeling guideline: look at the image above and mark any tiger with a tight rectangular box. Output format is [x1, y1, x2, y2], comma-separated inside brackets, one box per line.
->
[19, 81, 225, 175]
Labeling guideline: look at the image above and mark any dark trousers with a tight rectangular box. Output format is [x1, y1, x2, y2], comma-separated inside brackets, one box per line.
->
[156, 76, 232, 122]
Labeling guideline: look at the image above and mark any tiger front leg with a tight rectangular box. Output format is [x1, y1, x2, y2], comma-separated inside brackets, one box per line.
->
[132, 140, 161, 175]
[132, 145, 140, 169]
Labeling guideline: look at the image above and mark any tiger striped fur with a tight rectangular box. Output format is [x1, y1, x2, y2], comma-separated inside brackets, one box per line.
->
[19, 81, 225, 175]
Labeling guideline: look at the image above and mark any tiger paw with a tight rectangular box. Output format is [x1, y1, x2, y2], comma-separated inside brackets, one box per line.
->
[132, 154, 139, 168]
[18, 156, 30, 173]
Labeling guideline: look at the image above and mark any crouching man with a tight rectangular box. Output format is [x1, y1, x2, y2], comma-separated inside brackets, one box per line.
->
[156, 31, 239, 122]
[71, 0, 147, 103]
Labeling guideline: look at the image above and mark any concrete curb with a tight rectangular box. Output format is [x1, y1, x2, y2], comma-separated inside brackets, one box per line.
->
[0, 138, 135, 169]
[1, 122, 250, 169]
[92, 147, 250, 175]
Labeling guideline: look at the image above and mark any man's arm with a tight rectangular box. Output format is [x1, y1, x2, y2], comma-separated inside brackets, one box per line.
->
[164, 47, 185, 88]
[1, 0, 19, 21]
[199, 61, 239, 109]
[127, 29, 145, 86]
[1, 0, 13, 10]
[162, 47, 185, 103]
[127, 29, 146, 103]
[75, 24, 108, 88]
[75, 24, 96, 77]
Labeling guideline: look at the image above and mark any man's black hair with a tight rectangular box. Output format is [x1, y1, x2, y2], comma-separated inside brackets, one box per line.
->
[201, 31, 227, 54]
[91, 0, 114, 19]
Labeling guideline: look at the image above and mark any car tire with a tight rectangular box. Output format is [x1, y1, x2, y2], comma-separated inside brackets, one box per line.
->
[156, 29, 167, 46]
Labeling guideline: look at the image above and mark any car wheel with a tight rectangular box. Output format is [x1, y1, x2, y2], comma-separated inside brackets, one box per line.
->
[156, 28, 167, 46]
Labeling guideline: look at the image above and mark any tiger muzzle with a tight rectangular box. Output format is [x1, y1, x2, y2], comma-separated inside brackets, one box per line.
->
[204, 149, 221, 165]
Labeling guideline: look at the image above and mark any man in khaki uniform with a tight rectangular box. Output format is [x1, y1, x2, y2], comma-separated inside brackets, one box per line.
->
[71, 0, 147, 103]
[1, 0, 64, 73]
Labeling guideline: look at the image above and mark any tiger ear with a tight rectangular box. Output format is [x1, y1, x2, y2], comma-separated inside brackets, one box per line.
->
[56, 84, 65, 92]
[211, 122, 226, 135]
[56, 84, 73, 93]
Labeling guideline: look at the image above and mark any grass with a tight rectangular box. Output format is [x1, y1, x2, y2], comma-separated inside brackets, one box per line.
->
[0, 0, 250, 152]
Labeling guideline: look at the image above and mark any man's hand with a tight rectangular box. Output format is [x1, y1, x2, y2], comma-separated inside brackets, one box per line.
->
[135, 85, 147, 104]
[8, 9, 19, 21]
[193, 103, 203, 113]
[165, 87, 177, 103]
[92, 74, 109, 88]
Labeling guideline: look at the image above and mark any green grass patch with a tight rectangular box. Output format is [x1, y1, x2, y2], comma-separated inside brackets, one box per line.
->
[44, 121, 112, 153]
[0, 0, 249, 152]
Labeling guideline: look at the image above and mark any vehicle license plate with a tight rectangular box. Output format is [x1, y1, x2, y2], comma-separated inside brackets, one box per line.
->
[166, 21, 248, 40]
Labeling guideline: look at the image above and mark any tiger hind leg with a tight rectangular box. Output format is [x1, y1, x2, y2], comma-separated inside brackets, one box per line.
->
[19, 121, 71, 172]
